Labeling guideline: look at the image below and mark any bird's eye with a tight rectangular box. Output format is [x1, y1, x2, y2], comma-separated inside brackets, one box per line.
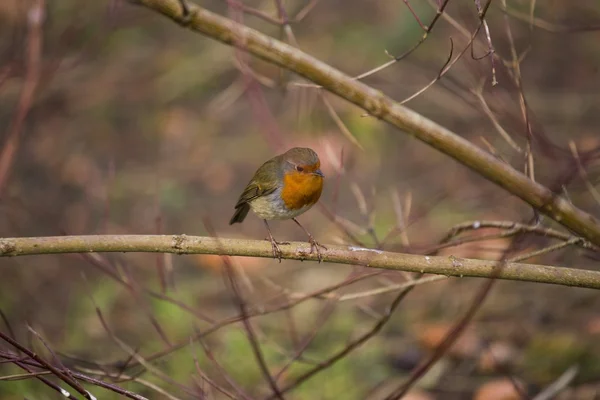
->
[296, 165, 304, 172]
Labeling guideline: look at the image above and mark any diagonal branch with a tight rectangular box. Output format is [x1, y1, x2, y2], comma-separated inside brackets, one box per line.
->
[128, 0, 600, 246]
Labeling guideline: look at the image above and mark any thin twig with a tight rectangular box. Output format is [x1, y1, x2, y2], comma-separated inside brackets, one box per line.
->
[194, 331, 254, 400]
[384, 231, 525, 399]
[0, 0, 45, 194]
[0, 330, 94, 399]
[500, 4, 600, 33]
[398, 38, 454, 105]
[353, 0, 451, 80]
[569, 141, 600, 207]
[472, 79, 522, 152]
[532, 366, 579, 400]
[204, 220, 284, 399]
[321, 93, 364, 151]
[266, 287, 413, 399]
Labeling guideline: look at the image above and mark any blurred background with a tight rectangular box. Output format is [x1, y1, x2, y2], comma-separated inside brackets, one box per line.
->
[1, 0, 600, 398]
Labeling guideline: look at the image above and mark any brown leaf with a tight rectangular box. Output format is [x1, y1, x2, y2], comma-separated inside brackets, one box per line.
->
[474, 379, 525, 400]
[416, 322, 481, 359]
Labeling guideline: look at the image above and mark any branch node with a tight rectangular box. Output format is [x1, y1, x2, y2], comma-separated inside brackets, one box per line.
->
[0, 239, 17, 256]
[171, 234, 188, 254]
[177, 0, 194, 27]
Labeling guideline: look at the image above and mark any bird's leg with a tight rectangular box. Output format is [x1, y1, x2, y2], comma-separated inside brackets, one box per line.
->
[292, 218, 327, 262]
[263, 220, 285, 262]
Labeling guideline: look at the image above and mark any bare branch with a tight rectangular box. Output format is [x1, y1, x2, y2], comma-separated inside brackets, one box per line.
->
[0, 235, 599, 289]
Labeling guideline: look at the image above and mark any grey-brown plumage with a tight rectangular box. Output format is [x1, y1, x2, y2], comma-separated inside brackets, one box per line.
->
[228, 156, 280, 225]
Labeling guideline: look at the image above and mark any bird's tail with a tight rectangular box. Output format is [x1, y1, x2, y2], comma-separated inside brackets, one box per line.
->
[229, 203, 250, 225]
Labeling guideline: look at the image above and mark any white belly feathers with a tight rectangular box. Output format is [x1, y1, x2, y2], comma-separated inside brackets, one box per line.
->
[249, 189, 312, 220]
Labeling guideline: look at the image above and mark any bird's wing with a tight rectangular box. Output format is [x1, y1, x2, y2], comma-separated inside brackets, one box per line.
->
[234, 179, 278, 209]
[234, 156, 281, 208]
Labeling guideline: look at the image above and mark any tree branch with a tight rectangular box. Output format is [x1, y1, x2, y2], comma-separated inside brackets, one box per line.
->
[128, 0, 600, 247]
[0, 235, 598, 289]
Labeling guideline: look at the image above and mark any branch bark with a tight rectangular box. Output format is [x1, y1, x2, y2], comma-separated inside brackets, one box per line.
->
[130, 0, 600, 247]
[1, 235, 599, 290]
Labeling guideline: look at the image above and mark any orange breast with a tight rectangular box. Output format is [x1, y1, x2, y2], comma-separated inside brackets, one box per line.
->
[281, 171, 323, 210]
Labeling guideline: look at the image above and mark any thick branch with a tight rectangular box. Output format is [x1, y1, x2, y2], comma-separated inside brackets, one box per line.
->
[131, 0, 600, 247]
[1, 235, 599, 289]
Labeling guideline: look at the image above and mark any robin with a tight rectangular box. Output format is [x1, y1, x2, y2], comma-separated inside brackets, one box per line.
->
[229, 147, 326, 262]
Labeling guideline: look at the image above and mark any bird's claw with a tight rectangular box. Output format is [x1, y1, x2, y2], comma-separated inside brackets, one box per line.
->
[265, 238, 289, 262]
[308, 235, 327, 263]
[269, 239, 282, 262]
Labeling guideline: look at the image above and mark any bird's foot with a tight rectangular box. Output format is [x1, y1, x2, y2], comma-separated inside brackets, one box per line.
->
[307, 235, 327, 263]
[265, 238, 289, 262]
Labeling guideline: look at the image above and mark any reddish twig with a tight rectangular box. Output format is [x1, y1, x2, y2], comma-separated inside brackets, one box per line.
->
[0, 330, 95, 399]
[204, 219, 285, 399]
[265, 286, 413, 399]
[0, 0, 45, 194]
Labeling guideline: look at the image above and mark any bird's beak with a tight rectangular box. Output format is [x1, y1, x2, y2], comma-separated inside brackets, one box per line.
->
[313, 169, 324, 178]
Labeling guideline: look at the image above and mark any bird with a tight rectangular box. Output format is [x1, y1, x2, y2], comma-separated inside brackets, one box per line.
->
[229, 147, 326, 262]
